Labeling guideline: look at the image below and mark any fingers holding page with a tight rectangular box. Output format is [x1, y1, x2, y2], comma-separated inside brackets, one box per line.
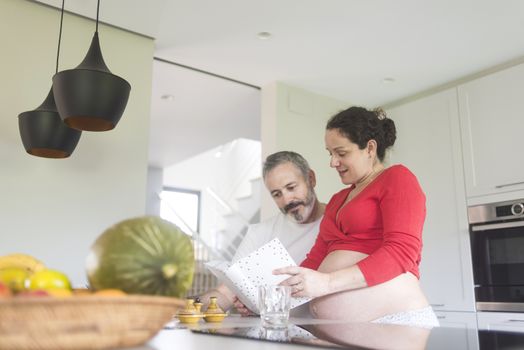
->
[273, 265, 301, 276]
[272, 266, 306, 297]
[273, 266, 331, 298]
[273, 265, 304, 289]
[233, 296, 254, 316]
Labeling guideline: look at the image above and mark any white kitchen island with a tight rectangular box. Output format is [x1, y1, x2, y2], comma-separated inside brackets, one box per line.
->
[128, 315, 496, 350]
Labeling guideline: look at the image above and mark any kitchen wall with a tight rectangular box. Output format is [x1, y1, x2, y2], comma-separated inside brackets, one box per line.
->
[260, 82, 349, 219]
[0, 0, 154, 287]
[146, 166, 164, 217]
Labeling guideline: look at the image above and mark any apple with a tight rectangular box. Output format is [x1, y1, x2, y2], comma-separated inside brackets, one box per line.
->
[0, 282, 12, 298]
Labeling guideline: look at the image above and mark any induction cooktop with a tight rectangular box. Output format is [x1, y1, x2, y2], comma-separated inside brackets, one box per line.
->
[191, 322, 524, 350]
[191, 324, 358, 349]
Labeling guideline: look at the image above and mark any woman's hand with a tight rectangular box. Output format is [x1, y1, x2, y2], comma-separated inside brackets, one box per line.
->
[232, 296, 255, 316]
[273, 266, 331, 298]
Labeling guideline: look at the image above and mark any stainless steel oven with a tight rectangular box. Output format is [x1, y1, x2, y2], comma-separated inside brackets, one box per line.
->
[469, 199, 524, 312]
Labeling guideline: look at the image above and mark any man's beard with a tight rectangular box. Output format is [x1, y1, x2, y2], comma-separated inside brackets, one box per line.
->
[281, 188, 316, 224]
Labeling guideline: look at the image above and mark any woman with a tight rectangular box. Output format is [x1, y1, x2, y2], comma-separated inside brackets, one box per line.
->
[274, 106, 438, 328]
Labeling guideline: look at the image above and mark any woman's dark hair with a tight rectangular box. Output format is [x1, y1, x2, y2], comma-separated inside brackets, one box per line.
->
[326, 106, 396, 161]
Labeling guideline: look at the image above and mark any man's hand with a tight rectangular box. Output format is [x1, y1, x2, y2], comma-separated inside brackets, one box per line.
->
[273, 266, 331, 298]
[198, 283, 237, 313]
[232, 297, 255, 316]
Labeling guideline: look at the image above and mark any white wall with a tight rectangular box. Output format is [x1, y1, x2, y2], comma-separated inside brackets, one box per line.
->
[0, 0, 154, 287]
[146, 166, 163, 216]
[260, 82, 350, 219]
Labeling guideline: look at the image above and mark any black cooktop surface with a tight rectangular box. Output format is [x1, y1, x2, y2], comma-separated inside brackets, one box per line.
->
[192, 322, 524, 349]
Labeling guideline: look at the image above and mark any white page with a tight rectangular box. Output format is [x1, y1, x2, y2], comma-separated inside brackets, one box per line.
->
[204, 260, 259, 312]
[205, 238, 310, 314]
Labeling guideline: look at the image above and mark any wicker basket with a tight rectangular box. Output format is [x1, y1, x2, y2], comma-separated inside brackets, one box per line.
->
[0, 295, 185, 350]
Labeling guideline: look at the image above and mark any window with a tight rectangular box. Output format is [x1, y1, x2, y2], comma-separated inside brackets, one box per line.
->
[160, 187, 200, 235]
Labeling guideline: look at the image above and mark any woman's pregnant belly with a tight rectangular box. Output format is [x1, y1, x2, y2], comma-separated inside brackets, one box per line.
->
[310, 250, 429, 321]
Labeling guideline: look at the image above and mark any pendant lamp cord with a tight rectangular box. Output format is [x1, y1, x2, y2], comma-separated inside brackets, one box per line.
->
[55, 0, 65, 74]
[96, 0, 100, 33]
[54, 0, 99, 73]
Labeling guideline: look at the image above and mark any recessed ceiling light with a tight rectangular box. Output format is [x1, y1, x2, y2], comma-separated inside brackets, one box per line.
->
[257, 32, 272, 40]
[161, 94, 175, 101]
[382, 78, 395, 84]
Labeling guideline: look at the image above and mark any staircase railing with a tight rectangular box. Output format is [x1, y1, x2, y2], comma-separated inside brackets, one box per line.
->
[157, 192, 221, 296]
[158, 138, 262, 296]
[204, 140, 261, 260]
[206, 187, 250, 226]
[222, 146, 261, 205]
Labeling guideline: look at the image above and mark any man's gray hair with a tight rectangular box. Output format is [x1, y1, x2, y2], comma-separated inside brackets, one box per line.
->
[262, 151, 311, 181]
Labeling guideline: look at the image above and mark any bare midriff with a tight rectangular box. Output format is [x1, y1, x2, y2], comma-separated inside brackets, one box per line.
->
[310, 250, 429, 321]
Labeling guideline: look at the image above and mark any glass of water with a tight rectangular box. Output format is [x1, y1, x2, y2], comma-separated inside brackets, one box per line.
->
[258, 285, 291, 328]
[258, 326, 290, 341]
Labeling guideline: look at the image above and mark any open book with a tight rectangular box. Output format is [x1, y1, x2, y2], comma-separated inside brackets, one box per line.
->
[205, 238, 311, 314]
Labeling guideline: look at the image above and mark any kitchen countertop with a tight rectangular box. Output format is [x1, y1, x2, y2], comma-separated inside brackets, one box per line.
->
[126, 315, 524, 350]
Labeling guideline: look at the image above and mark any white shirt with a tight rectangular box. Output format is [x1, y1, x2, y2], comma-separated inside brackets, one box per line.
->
[229, 212, 322, 318]
[232, 212, 322, 265]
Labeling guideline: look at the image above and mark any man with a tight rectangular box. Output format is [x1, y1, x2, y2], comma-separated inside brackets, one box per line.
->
[199, 151, 325, 313]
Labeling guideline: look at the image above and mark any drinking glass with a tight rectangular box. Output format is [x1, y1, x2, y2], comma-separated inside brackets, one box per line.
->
[258, 285, 291, 328]
[258, 326, 290, 341]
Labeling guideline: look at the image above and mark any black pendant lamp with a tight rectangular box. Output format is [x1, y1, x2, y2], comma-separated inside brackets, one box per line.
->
[18, 0, 81, 159]
[52, 0, 131, 132]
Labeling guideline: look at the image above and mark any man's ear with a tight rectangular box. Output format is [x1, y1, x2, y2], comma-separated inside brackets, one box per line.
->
[308, 169, 317, 188]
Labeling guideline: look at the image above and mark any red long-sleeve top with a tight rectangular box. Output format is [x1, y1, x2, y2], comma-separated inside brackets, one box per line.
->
[300, 165, 426, 287]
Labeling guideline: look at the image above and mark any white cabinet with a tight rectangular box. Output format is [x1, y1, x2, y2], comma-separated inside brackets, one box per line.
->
[387, 88, 475, 312]
[435, 311, 478, 329]
[477, 312, 524, 333]
[458, 63, 524, 205]
[427, 311, 479, 350]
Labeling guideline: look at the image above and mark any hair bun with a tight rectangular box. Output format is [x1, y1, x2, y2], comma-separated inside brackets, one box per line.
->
[382, 118, 396, 147]
[374, 108, 387, 120]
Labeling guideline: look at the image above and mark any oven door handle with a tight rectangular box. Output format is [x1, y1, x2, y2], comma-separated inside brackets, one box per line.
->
[477, 302, 524, 312]
[471, 220, 524, 232]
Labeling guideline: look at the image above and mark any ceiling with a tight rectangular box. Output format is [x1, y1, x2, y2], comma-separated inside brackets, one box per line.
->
[33, 0, 524, 168]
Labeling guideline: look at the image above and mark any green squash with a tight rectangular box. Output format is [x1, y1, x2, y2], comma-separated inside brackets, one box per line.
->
[86, 216, 194, 297]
